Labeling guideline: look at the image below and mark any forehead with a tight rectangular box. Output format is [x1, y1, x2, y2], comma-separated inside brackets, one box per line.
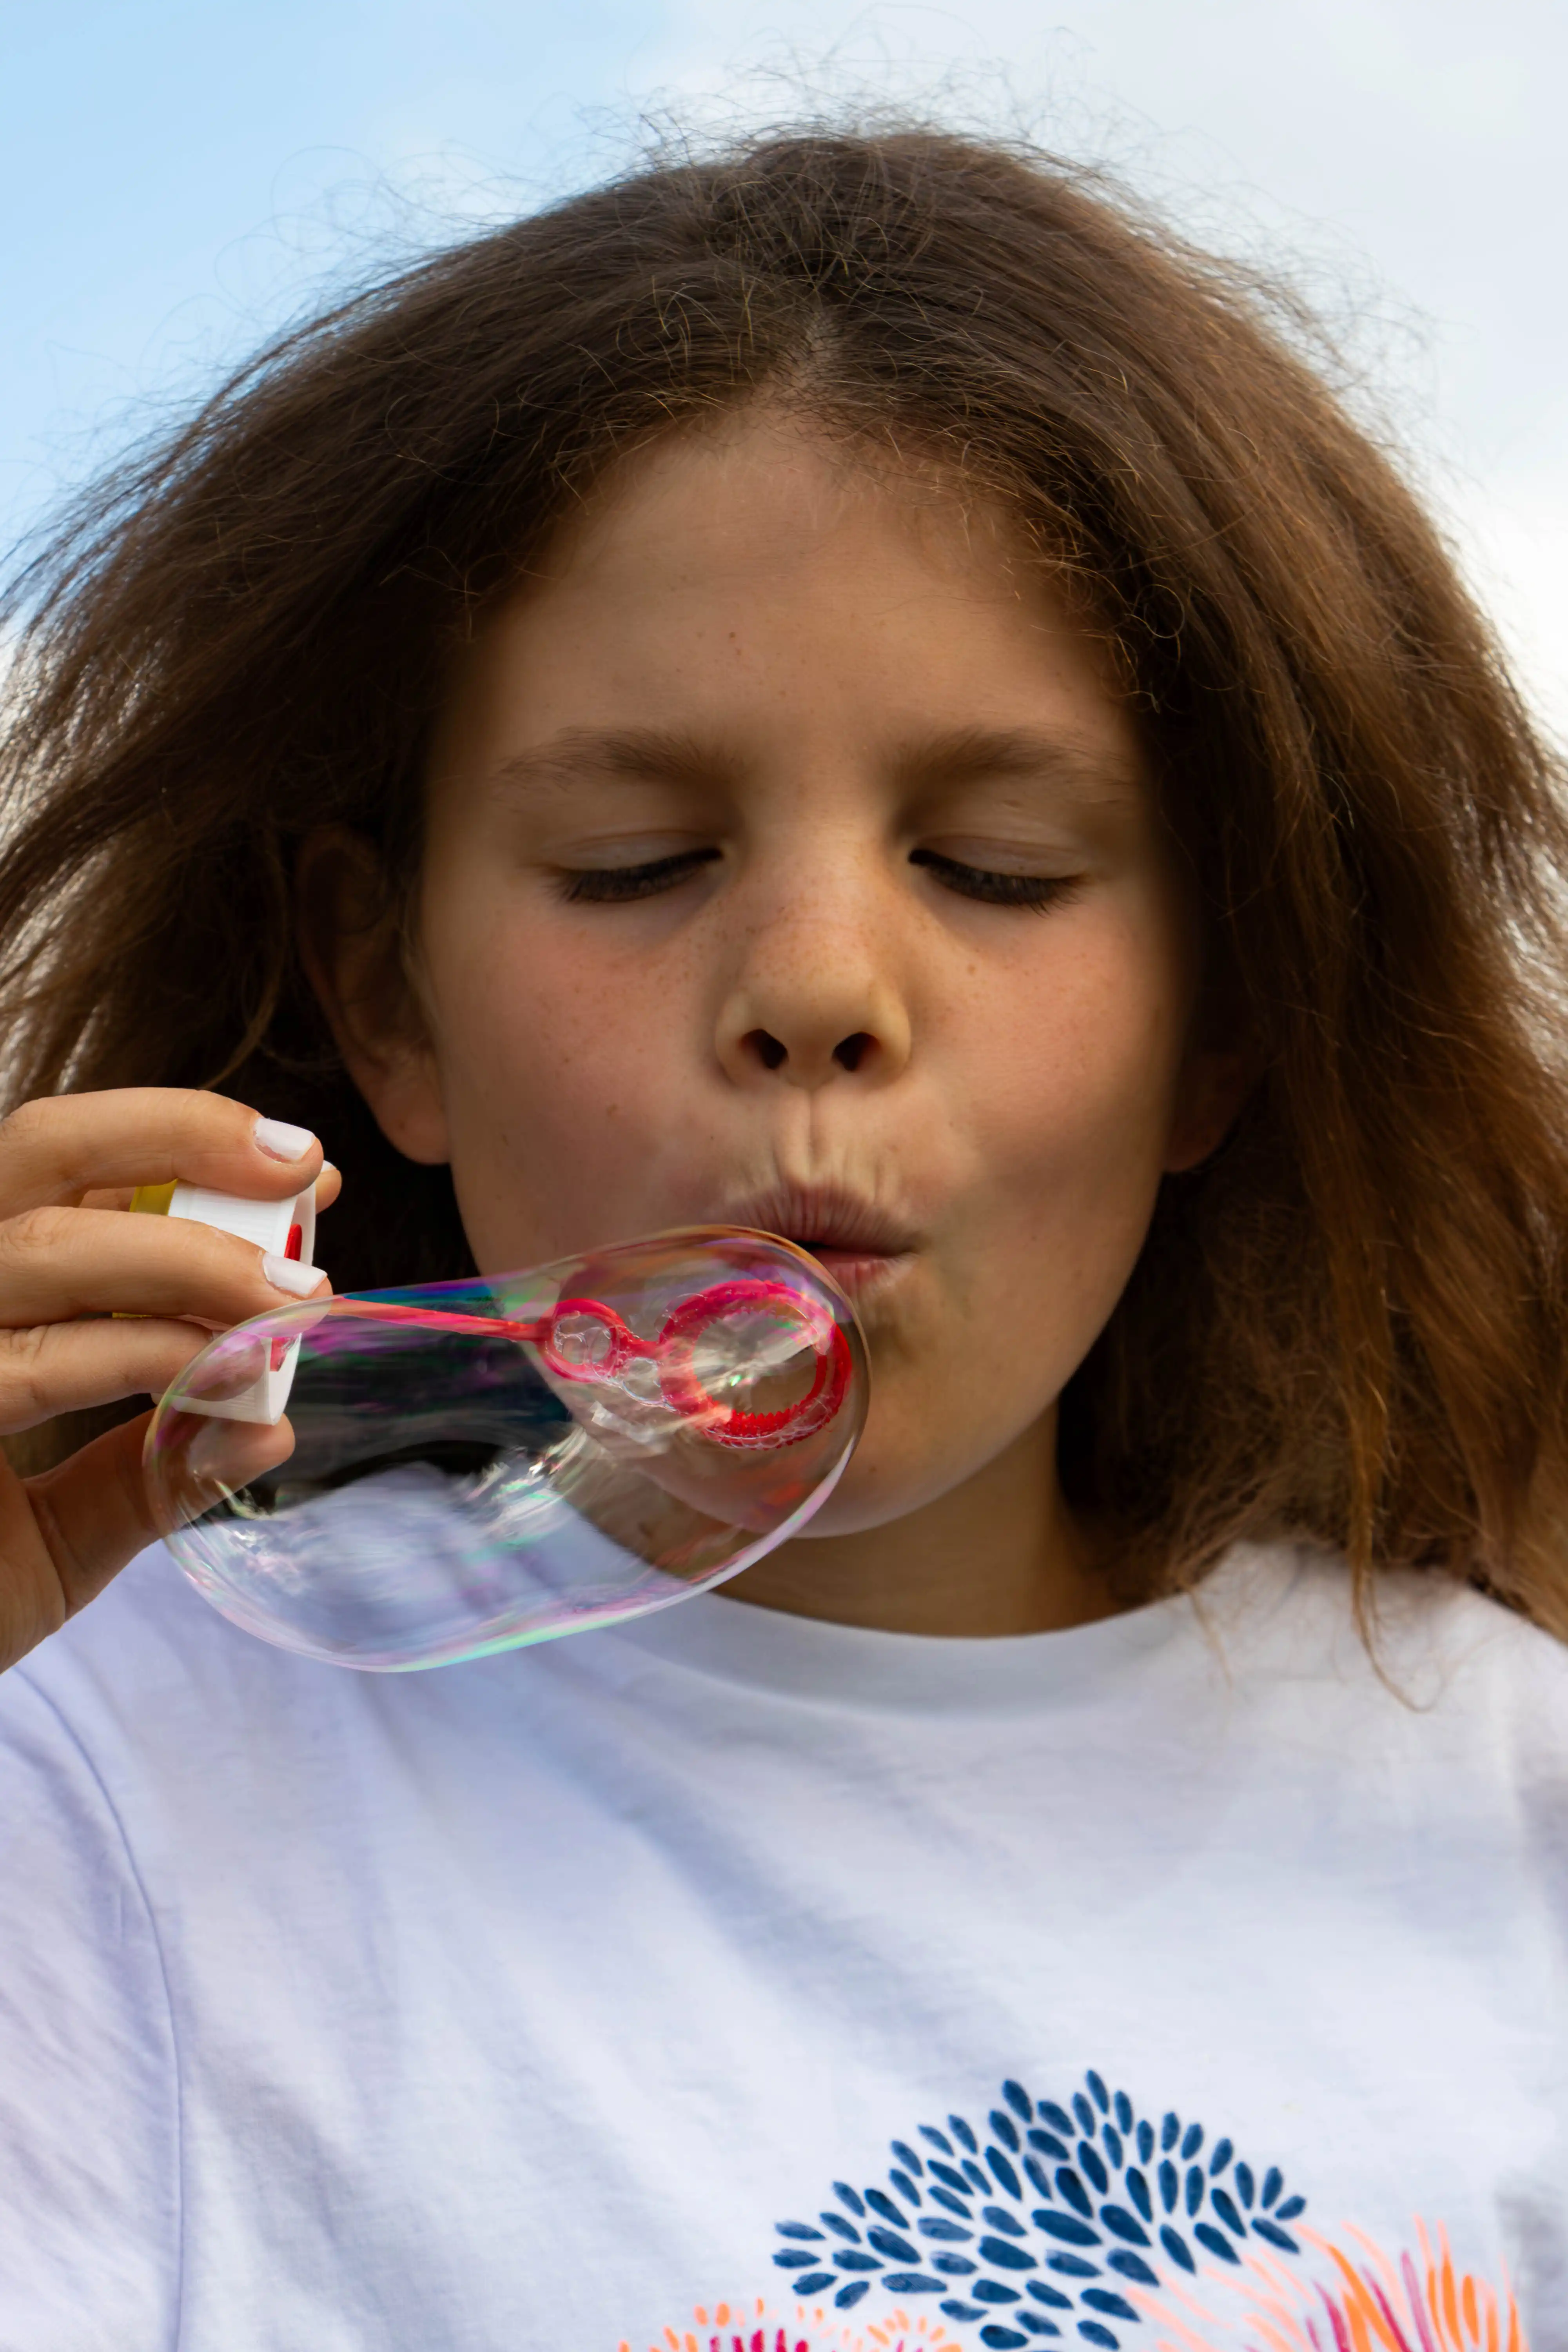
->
[432, 411, 1146, 794]
[526, 411, 1058, 630]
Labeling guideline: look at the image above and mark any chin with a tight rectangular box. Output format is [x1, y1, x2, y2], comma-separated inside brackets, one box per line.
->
[794, 1438, 962, 1538]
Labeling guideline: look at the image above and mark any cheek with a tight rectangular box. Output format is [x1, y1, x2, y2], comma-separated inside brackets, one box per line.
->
[926, 924, 1185, 1387]
[421, 897, 698, 1265]
[977, 908, 1189, 1221]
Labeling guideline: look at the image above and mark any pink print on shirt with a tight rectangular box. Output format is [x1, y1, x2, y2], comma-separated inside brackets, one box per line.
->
[622, 2301, 961, 2352]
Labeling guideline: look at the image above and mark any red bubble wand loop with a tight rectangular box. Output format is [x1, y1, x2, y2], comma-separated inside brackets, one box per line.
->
[339, 1277, 852, 1450]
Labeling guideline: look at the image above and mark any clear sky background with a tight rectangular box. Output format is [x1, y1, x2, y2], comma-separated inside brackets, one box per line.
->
[4, 0, 1563, 730]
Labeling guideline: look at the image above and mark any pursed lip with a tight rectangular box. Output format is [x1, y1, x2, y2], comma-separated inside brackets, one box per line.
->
[717, 1183, 922, 1296]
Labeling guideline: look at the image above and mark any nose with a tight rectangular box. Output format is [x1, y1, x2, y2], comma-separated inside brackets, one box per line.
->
[714, 905, 913, 1093]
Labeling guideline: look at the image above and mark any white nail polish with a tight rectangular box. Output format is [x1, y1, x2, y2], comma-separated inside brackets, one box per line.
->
[263, 1252, 325, 1297]
[253, 1116, 316, 1163]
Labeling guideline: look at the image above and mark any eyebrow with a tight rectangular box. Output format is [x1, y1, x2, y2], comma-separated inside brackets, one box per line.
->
[889, 724, 1145, 805]
[487, 728, 736, 799]
[485, 722, 1143, 803]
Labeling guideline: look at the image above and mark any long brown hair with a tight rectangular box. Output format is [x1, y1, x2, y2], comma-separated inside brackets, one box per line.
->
[5, 127, 1567, 1627]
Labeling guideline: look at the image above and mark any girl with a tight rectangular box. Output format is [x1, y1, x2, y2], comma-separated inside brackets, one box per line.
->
[0, 128, 1564, 2352]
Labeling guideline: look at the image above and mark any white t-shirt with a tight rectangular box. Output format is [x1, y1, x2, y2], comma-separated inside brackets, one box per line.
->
[0, 1536, 1564, 2352]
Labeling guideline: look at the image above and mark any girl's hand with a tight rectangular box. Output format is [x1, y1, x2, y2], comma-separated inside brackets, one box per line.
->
[0, 1089, 337, 1674]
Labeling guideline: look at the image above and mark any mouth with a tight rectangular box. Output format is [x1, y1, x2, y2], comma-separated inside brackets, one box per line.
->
[718, 1183, 921, 1298]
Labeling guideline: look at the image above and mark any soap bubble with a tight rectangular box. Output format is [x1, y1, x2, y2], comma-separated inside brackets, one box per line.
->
[145, 1227, 867, 1671]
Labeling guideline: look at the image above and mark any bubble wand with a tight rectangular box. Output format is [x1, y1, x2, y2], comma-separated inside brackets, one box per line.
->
[140, 1195, 868, 1672]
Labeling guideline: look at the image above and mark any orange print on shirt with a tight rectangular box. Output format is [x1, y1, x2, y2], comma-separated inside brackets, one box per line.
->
[1127, 2217, 1527, 2352]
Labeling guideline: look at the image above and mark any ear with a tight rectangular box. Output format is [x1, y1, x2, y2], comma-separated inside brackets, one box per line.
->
[1163, 1043, 1254, 1175]
[296, 828, 451, 1167]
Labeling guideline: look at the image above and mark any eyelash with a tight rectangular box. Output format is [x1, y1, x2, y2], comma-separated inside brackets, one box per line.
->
[559, 849, 720, 903]
[908, 848, 1082, 911]
[556, 846, 1081, 910]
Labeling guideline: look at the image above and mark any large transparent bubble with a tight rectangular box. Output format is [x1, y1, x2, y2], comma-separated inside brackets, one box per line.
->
[145, 1227, 867, 1671]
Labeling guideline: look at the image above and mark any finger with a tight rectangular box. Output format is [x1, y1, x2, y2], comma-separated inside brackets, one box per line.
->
[156, 1410, 296, 1531]
[0, 1089, 323, 1220]
[4, 1414, 162, 1664]
[81, 1158, 341, 1221]
[0, 1203, 330, 1330]
[0, 1318, 219, 1436]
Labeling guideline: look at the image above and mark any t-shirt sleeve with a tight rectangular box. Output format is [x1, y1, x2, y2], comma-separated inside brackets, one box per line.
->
[0, 1664, 180, 2352]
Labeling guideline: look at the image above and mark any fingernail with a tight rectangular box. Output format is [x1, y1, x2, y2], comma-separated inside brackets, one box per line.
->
[263, 1252, 327, 1297]
[253, 1116, 317, 1163]
[188, 1419, 237, 1486]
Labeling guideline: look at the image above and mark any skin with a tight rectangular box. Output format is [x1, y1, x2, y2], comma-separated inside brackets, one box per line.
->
[307, 414, 1244, 1637]
[0, 410, 1243, 1670]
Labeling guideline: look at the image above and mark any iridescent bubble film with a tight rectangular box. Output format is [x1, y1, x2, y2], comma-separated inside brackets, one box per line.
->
[145, 1228, 867, 1671]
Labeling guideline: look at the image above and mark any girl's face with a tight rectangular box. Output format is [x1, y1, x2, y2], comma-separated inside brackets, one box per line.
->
[336, 415, 1235, 1537]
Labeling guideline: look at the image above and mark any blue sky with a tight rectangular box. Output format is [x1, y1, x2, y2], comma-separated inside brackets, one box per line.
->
[5, 0, 1564, 725]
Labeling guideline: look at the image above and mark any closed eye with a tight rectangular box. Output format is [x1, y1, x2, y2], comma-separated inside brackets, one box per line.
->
[557, 848, 721, 904]
[910, 847, 1083, 911]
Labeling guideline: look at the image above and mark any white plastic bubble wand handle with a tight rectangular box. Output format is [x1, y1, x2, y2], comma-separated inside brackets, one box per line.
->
[129, 1179, 319, 1425]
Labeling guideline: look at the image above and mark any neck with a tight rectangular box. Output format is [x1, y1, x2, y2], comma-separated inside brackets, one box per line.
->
[721, 1410, 1115, 1637]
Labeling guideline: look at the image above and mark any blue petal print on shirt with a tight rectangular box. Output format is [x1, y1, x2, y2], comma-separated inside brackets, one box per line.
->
[769, 2070, 1305, 2347]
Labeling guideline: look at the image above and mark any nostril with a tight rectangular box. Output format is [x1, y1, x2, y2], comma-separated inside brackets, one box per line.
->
[834, 1032, 873, 1073]
[748, 1029, 787, 1071]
